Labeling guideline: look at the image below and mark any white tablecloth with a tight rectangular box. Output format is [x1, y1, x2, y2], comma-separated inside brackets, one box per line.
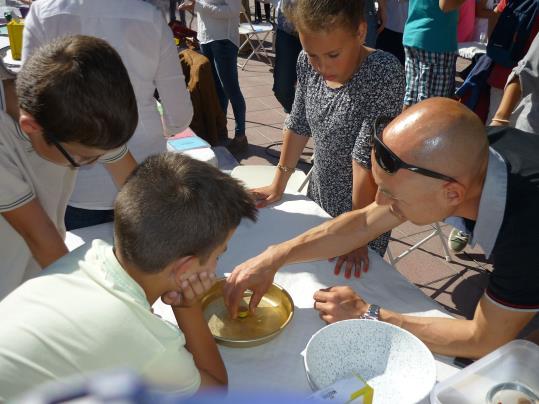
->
[66, 194, 460, 398]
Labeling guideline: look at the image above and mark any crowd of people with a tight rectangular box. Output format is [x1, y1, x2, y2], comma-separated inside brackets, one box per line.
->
[0, 0, 537, 400]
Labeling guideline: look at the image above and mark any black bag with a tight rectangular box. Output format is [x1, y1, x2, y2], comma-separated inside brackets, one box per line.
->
[487, 0, 539, 67]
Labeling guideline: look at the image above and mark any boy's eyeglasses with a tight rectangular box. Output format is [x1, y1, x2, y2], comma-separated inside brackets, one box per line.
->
[45, 132, 100, 168]
[372, 117, 457, 183]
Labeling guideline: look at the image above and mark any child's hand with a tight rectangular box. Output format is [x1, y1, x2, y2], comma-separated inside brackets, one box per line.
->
[328, 246, 369, 279]
[162, 272, 216, 308]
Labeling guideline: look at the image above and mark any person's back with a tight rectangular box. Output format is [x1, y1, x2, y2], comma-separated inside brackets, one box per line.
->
[23, 0, 193, 224]
[0, 241, 200, 400]
[0, 152, 257, 400]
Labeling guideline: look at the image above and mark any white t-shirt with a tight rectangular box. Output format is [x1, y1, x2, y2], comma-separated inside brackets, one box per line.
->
[22, 0, 194, 209]
[195, 0, 241, 47]
[0, 111, 127, 300]
[0, 240, 201, 401]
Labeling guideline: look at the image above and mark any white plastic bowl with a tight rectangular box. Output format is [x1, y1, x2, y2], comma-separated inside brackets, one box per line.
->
[303, 319, 436, 404]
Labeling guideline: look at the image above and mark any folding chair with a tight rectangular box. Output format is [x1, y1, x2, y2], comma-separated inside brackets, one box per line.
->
[386, 222, 452, 266]
[238, 4, 274, 70]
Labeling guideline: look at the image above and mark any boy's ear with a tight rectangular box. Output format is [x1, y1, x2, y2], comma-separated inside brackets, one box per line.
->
[169, 255, 198, 285]
[19, 111, 44, 137]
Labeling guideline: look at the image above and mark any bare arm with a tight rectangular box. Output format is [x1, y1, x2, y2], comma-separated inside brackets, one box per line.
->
[173, 303, 227, 388]
[315, 287, 534, 358]
[491, 76, 521, 125]
[252, 128, 309, 207]
[2, 199, 68, 268]
[332, 162, 379, 278]
[382, 296, 534, 358]
[104, 151, 137, 189]
[439, 0, 465, 12]
[223, 203, 403, 317]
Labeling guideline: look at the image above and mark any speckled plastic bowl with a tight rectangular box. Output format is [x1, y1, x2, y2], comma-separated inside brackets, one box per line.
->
[303, 319, 436, 404]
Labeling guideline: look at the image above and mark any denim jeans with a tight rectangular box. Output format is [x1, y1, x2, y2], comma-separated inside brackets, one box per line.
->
[272, 29, 302, 113]
[200, 39, 246, 137]
[65, 205, 114, 231]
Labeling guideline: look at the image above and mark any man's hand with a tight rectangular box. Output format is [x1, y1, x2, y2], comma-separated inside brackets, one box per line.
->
[178, 0, 195, 12]
[313, 286, 369, 323]
[223, 247, 283, 318]
[251, 184, 285, 208]
[329, 246, 369, 279]
[162, 271, 216, 308]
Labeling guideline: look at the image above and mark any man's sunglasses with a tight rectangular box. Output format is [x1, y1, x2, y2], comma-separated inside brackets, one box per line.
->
[45, 132, 99, 168]
[372, 117, 457, 183]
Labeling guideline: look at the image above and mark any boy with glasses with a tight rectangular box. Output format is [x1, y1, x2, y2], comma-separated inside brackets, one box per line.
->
[0, 35, 138, 300]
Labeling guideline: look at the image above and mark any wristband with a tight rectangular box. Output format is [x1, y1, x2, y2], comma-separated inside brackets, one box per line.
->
[277, 164, 294, 173]
[491, 118, 510, 124]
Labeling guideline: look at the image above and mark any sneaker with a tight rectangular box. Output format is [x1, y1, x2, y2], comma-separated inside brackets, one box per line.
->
[448, 228, 469, 252]
[226, 135, 248, 155]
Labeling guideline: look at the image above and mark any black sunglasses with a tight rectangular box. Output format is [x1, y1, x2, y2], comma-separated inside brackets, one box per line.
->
[372, 117, 457, 183]
[45, 132, 99, 168]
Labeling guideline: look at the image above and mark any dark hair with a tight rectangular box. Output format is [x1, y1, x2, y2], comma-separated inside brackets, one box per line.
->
[114, 153, 258, 273]
[16, 35, 138, 150]
[285, 0, 365, 33]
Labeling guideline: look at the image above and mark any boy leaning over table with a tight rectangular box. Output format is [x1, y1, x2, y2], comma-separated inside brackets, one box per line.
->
[0, 153, 258, 400]
[0, 35, 139, 301]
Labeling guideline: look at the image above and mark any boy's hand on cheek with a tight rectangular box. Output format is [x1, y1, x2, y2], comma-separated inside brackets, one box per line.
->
[162, 272, 216, 308]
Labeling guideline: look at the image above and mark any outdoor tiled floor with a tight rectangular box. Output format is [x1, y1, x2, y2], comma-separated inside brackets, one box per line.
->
[231, 52, 539, 332]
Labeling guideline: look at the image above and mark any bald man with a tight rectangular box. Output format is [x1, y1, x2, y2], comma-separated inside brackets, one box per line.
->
[223, 97, 539, 359]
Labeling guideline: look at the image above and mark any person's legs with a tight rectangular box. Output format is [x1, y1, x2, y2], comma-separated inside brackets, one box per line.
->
[65, 206, 114, 231]
[403, 46, 420, 108]
[200, 41, 229, 114]
[273, 29, 303, 113]
[264, 2, 271, 22]
[417, 49, 457, 102]
[254, 1, 262, 23]
[211, 39, 247, 152]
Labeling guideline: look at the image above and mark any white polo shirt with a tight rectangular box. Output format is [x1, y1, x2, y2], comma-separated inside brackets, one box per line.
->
[23, 0, 194, 210]
[0, 240, 201, 401]
[0, 111, 127, 300]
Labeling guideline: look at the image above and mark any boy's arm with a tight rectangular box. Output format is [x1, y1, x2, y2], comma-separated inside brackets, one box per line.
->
[104, 151, 137, 189]
[2, 199, 68, 268]
[172, 303, 227, 388]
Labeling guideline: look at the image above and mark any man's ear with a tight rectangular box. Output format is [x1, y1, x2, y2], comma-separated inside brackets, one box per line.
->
[19, 111, 44, 137]
[444, 181, 466, 207]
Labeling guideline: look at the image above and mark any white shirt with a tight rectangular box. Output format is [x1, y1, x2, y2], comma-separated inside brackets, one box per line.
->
[0, 112, 127, 300]
[22, 0, 194, 209]
[0, 240, 200, 401]
[195, 0, 241, 47]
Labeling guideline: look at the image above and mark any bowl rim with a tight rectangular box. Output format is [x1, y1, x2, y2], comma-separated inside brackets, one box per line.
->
[303, 318, 436, 395]
[203, 277, 295, 347]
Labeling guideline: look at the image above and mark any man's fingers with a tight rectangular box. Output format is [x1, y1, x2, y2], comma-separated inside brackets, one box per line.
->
[249, 290, 264, 313]
[224, 282, 244, 319]
[162, 290, 180, 305]
[313, 289, 330, 302]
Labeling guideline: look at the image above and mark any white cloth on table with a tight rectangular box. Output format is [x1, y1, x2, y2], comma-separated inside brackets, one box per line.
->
[22, 0, 193, 210]
[67, 194, 459, 396]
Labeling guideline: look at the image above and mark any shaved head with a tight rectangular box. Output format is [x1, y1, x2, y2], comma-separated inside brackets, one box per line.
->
[383, 98, 489, 184]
